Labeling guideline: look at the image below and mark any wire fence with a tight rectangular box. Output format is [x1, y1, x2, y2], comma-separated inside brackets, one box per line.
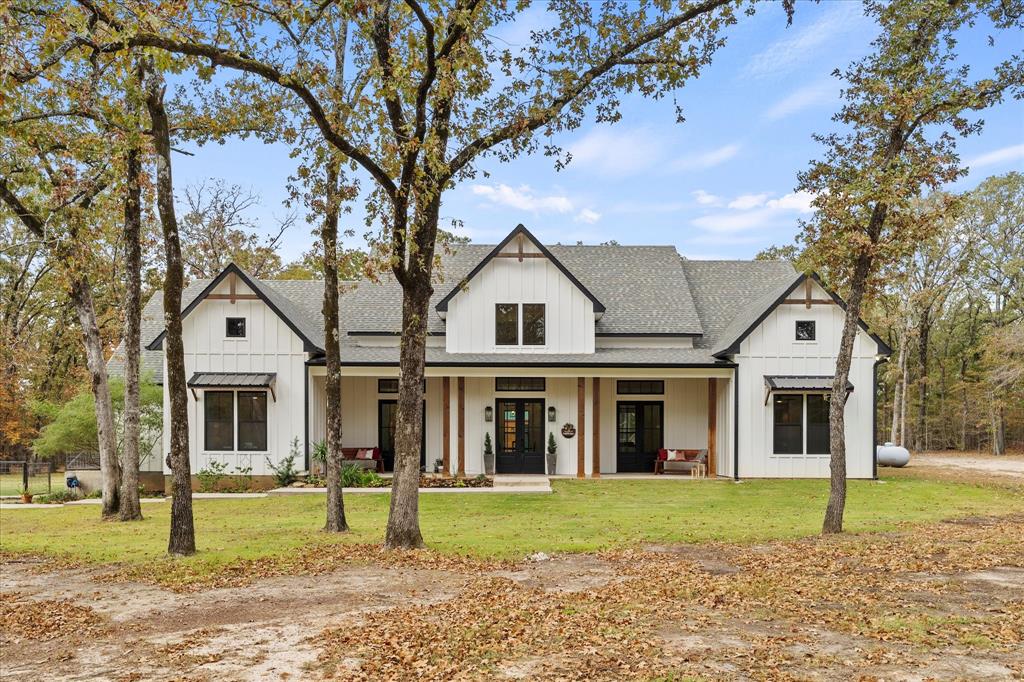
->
[0, 461, 53, 497]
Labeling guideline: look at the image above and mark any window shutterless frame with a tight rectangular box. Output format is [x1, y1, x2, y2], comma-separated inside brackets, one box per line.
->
[522, 303, 546, 346]
[204, 391, 235, 451]
[495, 303, 518, 345]
[226, 317, 246, 338]
[795, 320, 816, 341]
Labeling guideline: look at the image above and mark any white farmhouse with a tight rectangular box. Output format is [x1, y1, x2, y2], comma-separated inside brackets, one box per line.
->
[115, 225, 890, 488]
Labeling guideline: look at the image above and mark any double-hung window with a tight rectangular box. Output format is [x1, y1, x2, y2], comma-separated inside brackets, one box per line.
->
[772, 394, 831, 455]
[204, 391, 235, 451]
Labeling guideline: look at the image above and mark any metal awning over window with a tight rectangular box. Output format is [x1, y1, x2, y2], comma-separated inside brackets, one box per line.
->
[187, 372, 277, 401]
[764, 375, 852, 405]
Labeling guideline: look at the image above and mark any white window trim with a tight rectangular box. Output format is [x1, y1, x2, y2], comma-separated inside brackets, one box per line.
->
[225, 316, 248, 341]
[493, 303, 548, 350]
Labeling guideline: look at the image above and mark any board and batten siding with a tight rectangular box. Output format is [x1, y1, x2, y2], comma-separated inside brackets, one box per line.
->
[445, 238, 595, 354]
[734, 279, 878, 479]
[161, 278, 308, 477]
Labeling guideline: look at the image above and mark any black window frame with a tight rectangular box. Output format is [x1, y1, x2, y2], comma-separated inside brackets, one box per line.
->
[378, 378, 399, 394]
[806, 394, 831, 454]
[772, 394, 804, 455]
[226, 317, 247, 338]
[795, 320, 816, 341]
[204, 390, 235, 451]
[495, 303, 518, 345]
[616, 380, 665, 395]
[236, 391, 268, 452]
[522, 303, 546, 346]
[495, 377, 546, 392]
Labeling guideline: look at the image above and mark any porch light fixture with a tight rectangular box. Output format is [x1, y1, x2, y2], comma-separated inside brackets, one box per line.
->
[548, 406, 556, 422]
[484, 406, 493, 422]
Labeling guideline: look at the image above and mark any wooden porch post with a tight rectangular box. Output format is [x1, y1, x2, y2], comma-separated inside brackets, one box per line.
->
[442, 376, 451, 474]
[457, 377, 466, 477]
[577, 377, 586, 479]
[707, 378, 717, 477]
[592, 377, 601, 478]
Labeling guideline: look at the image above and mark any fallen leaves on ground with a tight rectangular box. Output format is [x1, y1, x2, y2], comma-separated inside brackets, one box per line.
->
[98, 542, 511, 592]
[315, 516, 1024, 680]
[0, 592, 106, 643]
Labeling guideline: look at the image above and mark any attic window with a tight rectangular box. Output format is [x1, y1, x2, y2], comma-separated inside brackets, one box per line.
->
[795, 320, 815, 341]
[495, 304, 518, 345]
[226, 317, 246, 338]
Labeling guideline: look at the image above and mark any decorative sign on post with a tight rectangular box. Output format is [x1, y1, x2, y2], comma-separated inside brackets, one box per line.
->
[561, 423, 576, 439]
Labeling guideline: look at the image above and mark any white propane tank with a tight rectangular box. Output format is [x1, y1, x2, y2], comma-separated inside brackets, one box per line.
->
[876, 442, 910, 467]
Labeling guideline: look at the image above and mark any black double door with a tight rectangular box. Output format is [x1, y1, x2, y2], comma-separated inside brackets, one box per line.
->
[616, 401, 664, 472]
[378, 400, 426, 472]
[496, 399, 545, 474]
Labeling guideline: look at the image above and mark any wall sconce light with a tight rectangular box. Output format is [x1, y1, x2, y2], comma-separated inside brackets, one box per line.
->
[484, 406, 493, 422]
[548, 406, 557, 422]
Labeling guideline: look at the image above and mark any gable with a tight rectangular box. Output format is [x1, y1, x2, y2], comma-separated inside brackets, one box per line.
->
[145, 263, 323, 352]
[435, 225, 605, 315]
[712, 272, 891, 358]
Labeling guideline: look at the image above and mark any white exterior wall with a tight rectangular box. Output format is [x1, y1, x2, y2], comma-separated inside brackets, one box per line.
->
[445, 239, 596, 354]
[162, 278, 308, 477]
[734, 280, 878, 479]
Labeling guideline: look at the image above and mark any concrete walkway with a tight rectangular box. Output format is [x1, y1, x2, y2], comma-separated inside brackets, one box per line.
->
[911, 454, 1024, 479]
[269, 475, 552, 496]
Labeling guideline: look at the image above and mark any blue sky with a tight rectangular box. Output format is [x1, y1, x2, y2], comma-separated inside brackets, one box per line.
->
[174, 1, 1024, 263]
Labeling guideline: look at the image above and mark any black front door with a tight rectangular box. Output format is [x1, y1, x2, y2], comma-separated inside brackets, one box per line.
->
[496, 399, 545, 474]
[378, 400, 426, 472]
[617, 401, 664, 472]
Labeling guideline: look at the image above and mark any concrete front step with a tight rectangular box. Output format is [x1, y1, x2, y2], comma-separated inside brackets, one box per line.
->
[492, 475, 552, 492]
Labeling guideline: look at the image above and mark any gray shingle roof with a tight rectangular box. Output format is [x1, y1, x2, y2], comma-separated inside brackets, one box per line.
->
[679, 259, 798, 354]
[109, 247, 806, 379]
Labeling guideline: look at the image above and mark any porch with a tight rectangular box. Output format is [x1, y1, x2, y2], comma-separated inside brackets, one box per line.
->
[306, 367, 736, 478]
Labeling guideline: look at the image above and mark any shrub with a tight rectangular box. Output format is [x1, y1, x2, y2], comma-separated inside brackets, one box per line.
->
[39, 488, 78, 504]
[197, 460, 230, 492]
[266, 438, 301, 488]
[339, 464, 387, 488]
[232, 465, 253, 492]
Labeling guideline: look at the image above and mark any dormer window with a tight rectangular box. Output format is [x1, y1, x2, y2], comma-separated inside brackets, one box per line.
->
[496, 304, 518, 345]
[226, 317, 246, 338]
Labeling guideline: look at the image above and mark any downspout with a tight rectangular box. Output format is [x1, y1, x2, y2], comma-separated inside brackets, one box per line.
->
[872, 356, 888, 480]
[304, 361, 310, 471]
[733, 364, 740, 481]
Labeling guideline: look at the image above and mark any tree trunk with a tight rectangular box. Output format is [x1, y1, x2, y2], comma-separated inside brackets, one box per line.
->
[68, 275, 120, 518]
[119, 140, 144, 522]
[823, 251, 873, 535]
[146, 69, 195, 555]
[889, 317, 910, 444]
[991, 403, 1005, 455]
[384, 276, 430, 549]
[322, 159, 349, 533]
[914, 312, 931, 452]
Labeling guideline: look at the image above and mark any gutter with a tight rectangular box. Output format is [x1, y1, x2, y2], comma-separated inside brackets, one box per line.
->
[304, 364, 310, 471]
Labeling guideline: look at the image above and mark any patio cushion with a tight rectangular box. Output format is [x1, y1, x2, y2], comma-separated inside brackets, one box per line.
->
[356, 449, 374, 460]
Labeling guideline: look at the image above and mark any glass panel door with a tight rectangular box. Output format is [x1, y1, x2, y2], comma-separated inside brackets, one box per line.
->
[616, 401, 663, 472]
[378, 400, 426, 471]
[496, 399, 545, 474]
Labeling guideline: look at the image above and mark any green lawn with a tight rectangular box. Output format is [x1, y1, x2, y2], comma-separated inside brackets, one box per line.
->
[3, 474, 1022, 576]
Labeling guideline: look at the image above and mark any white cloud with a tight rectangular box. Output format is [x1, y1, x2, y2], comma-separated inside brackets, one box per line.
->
[471, 184, 573, 213]
[766, 191, 815, 213]
[728, 193, 770, 210]
[672, 143, 741, 171]
[569, 127, 664, 177]
[574, 208, 602, 224]
[692, 190, 722, 206]
[965, 144, 1024, 170]
[763, 81, 838, 121]
[744, 3, 863, 79]
[692, 208, 780, 233]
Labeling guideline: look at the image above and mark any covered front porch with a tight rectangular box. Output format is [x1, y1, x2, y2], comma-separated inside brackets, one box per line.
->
[306, 366, 736, 478]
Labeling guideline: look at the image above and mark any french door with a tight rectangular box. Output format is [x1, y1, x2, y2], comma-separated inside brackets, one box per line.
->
[616, 401, 664, 472]
[495, 399, 545, 474]
[378, 400, 426, 472]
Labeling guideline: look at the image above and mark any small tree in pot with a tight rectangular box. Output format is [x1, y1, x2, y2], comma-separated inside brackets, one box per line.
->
[483, 432, 495, 476]
[546, 433, 558, 475]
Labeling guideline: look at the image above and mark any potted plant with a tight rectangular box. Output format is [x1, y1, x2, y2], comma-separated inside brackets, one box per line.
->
[546, 433, 558, 475]
[483, 432, 495, 475]
[433, 458, 445, 475]
[20, 487, 33, 504]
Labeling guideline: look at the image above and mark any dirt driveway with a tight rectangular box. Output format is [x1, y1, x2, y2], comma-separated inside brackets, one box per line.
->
[912, 452, 1024, 478]
[3, 516, 1023, 681]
